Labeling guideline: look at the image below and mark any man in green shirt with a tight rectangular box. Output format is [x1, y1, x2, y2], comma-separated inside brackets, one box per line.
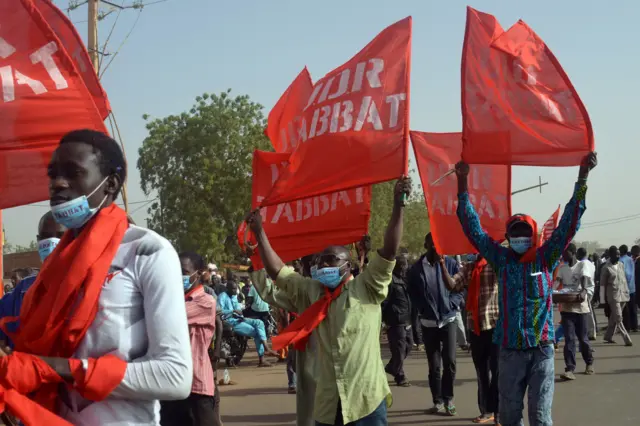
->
[245, 178, 411, 425]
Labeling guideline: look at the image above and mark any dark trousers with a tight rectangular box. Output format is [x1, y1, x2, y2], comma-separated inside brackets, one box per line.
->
[470, 329, 499, 417]
[411, 309, 422, 345]
[160, 393, 217, 426]
[287, 347, 297, 388]
[623, 293, 638, 331]
[316, 399, 387, 426]
[560, 312, 594, 372]
[422, 322, 457, 405]
[385, 325, 413, 383]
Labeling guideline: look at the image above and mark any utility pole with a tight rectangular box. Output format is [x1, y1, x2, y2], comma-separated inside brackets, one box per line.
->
[88, 0, 100, 71]
[511, 176, 549, 196]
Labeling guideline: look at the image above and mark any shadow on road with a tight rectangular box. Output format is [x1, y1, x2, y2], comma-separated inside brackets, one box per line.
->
[221, 413, 296, 424]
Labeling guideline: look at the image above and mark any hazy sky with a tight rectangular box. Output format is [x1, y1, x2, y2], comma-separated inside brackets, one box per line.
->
[4, 0, 638, 248]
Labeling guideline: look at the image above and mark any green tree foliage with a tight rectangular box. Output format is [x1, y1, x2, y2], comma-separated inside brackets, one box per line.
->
[3, 240, 37, 254]
[137, 90, 270, 263]
[368, 178, 429, 256]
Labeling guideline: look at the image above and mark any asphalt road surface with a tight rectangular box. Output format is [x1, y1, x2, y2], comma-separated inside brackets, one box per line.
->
[217, 326, 640, 425]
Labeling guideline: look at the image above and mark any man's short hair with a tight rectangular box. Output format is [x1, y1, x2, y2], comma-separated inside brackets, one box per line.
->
[566, 243, 577, 254]
[178, 251, 205, 271]
[577, 247, 587, 259]
[620, 244, 629, 255]
[60, 129, 127, 195]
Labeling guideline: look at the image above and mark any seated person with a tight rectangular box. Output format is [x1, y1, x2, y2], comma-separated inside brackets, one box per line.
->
[217, 280, 278, 367]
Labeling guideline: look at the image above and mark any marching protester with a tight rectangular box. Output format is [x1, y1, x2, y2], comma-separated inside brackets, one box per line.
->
[245, 178, 411, 425]
[407, 233, 464, 416]
[619, 245, 638, 332]
[555, 244, 595, 380]
[0, 129, 193, 424]
[381, 254, 413, 387]
[464, 254, 500, 424]
[578, 248, 598, 341]
[217, 280, 278, 367]
[245, 277, 274, 336]
[601, 246, 633, 346]
[455, 152, 597, 426]
[0, 211, 66, 348]
[161, 251, 219, 426]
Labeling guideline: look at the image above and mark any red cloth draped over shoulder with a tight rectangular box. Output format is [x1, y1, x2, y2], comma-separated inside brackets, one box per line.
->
[466, 259, 488, 336]
[0, 204, 130, 423]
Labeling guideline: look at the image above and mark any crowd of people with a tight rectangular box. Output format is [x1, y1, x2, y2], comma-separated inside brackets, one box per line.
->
[0, 129, 633, 426]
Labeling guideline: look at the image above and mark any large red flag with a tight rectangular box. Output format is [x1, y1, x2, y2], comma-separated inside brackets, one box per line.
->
[265, 67, 313, 153]
[461, 7, 593, 166]
[539, 205, 561, 246]
[33, 0, 111, 119]
[411, 131, 511, 255]
[261, 17, 412, 207]
[239, 150, 371, 269]
[0, 0, 108, 209]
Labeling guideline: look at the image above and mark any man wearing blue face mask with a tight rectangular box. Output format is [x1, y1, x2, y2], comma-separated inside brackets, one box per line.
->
[455, 152, 597, 426]
[0, 211, 66, 348]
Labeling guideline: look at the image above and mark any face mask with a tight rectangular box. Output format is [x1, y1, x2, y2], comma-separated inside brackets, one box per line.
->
[510, 236, 532, 254]
[51, 177, 109, 229]
[38, 237, 61, 262]
[312, 265, 349, 289]
[183, 272, 197, 291]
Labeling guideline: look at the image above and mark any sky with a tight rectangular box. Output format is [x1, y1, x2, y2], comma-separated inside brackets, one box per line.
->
[3, 0, 639, 249]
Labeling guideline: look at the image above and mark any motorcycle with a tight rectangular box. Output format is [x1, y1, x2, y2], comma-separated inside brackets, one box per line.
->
[219, 315, 248, 367]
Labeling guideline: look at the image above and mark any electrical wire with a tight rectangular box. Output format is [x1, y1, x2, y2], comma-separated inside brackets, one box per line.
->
[99, 8, 142, 78]
[98, 1, 126, 71]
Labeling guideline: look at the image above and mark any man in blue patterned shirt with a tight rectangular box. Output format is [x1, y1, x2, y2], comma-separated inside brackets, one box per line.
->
[455, 152, 597, 426]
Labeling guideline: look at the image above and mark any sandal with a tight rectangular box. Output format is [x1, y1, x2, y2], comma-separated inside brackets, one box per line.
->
[473, 414, 494, 423]
[445, 404, 457, 416]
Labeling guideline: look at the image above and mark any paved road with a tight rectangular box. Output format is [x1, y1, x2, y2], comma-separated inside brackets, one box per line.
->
[218, 329, 640, 425]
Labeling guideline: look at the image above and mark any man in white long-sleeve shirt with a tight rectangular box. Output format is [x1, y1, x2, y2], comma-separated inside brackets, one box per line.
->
[40, 130, 193, 425]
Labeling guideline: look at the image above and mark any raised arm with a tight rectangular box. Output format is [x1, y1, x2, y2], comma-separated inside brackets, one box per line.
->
[378, 177, 412, 261]
[249, 268, 299, 313]
[541, 153, 597, 268]
[455, 162, 505, 265]
[246, 211, 285, 281]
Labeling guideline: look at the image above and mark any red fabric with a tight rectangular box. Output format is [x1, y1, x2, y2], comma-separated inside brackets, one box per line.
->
[539, 205, 561, 246]
[272, 280, 347, 352]
[260, 17, 412, 206]
[265, 67, 313, 153]
[0, 205, 129, 419]
[466, 259, 487, 336]
[461, 7, 593, 166]
[69, 355, 128, 402]
[0, 0, 109, 209]
[0, 352, 61, 395]
[507, 214, 539, 263]
[411, 131, 511, 255]
[238, 150, 371, 269]
[1, 388, 72, 426]
[32, 0, 111, 119]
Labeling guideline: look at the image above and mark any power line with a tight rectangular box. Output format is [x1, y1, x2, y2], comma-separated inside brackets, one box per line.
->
[580, 213, 640, 229]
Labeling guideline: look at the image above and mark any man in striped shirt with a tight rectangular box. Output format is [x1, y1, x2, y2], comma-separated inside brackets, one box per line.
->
[455, 152, 596, 426]
[161, 251, 218, 426]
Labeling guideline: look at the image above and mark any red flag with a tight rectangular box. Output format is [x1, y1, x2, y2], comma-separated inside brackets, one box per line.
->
[539, 205, 561, 246]
[239, 150, 371, 269]
[265, 67, 313, 153]
[261, 17, 412, 207]
[0, 0, 108, 209]
[33, 0, 111, 119]
[461, 7, 593, 166]
[411, 131, 511, 255]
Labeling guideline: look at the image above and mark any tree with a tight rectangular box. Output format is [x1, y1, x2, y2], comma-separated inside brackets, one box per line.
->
[138, 90, 271, 264]
[3, 240, 37, 254]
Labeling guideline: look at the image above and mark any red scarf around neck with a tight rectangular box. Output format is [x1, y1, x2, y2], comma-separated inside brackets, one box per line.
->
[466, 259, 488, 336]
[272, 278, 349, 351]
[0, 204, 130, 423]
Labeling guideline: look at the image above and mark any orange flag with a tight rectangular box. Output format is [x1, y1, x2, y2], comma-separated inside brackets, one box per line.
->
[0, 0, 108, 209]
[265, 67, 313, 153]
[539, 205, 561, 246]
[261, 17, 412, 207]
[411, 131, 511, 255]
[239, 150, 371, 269]
[461, 6, 593, 166]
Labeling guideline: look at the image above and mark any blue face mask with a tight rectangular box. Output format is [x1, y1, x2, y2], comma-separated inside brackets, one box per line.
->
[51, 177, 109, 229]
[510, 237, 532, 254]
[183, 273, 196, 291]
[38, 237, 60, 262]
[311, 264, 349, 289]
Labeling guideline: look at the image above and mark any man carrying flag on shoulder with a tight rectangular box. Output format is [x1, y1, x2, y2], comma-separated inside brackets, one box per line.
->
[455, 152, 597, 426]
[0, 129, 193, 425]
[245, 177, 411, 426]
